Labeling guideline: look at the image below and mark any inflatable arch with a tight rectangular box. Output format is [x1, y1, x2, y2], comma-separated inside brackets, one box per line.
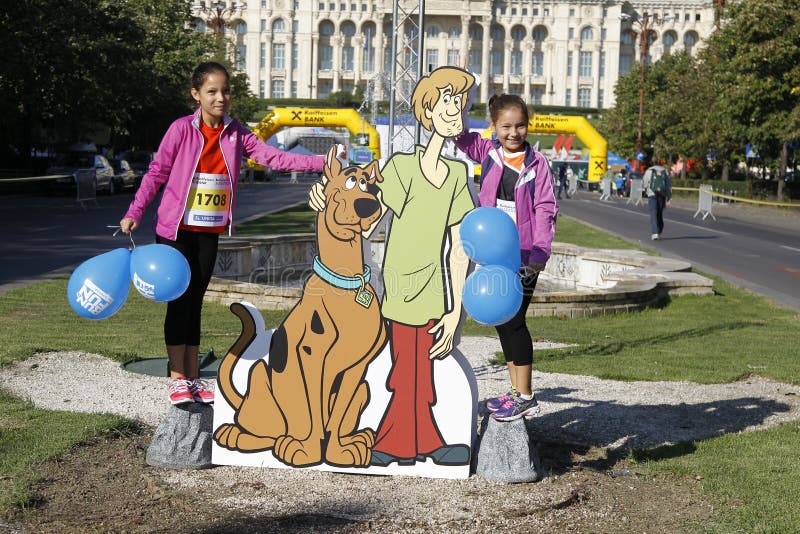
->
[252, 107, 381, 160]
[483, 114, 608, 183]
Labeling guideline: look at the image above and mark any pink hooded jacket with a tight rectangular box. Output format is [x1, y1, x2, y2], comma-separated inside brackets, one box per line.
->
[124, 109, 324, 239]
[454, 132, 558, 266]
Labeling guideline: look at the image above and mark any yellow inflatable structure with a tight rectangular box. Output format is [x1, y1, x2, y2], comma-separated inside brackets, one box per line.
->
[482, 114, 608, 184]
[252, 107, 381, 160]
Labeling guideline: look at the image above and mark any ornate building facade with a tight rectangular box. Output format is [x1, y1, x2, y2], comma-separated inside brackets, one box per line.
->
[193, 0, 716, 109]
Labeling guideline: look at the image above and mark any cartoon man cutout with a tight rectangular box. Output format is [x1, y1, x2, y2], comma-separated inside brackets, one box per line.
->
[370, 67, 477, 467]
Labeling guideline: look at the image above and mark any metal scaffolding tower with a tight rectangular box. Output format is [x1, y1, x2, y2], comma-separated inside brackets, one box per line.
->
[387, 0, 426, 154]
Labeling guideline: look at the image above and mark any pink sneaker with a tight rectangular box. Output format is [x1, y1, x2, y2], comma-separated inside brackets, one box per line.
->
[168, 377, 194, 405]
[188, 378, 215, 404]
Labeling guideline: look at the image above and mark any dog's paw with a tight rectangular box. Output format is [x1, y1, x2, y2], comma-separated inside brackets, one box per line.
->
[326, 429, 376, 467]
[274, 435, 323, 467]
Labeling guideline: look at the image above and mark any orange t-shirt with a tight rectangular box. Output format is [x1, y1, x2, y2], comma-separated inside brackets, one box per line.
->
[180, 121, 232, 233]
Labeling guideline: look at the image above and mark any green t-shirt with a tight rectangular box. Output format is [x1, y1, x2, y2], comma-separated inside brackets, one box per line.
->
[379, 147, 475, 325]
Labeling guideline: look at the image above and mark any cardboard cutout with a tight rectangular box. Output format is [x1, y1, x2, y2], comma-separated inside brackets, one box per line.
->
[212, 67, 479, 478]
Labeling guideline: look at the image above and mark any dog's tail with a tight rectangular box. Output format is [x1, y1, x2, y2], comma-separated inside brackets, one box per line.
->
[216, 302, 257, 410]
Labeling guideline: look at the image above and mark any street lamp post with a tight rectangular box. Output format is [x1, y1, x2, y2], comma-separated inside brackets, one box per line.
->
[191, 1, 246, 34]
[621, 12, 675, 168]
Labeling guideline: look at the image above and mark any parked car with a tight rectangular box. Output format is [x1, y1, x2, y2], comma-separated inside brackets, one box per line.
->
[110, 158, 140, 191]
[46, 153, 115, 195]
[117, 150, 153, 179]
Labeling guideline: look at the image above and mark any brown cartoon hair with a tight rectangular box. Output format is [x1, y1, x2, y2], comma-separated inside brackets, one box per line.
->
[411, 67, 475, 130]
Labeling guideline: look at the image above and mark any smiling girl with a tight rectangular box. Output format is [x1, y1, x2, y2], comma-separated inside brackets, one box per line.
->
[120, 62, 327, 405]
[453, 93, 558, 421]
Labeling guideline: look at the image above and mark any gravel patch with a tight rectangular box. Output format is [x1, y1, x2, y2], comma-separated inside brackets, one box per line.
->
[3, 336, 798, 451]
[3, 336, 797, 529]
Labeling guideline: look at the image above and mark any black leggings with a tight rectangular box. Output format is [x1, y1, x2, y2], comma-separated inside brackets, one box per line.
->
[156, 230, 219, 346]
[495, 273, 538, 366]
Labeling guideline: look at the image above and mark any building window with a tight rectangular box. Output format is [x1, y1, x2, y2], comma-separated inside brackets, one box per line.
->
[567, 51, 572, 76]
[236, 21, 247, 35]
[601, 28, 607, 41]
[260, 42, 266, 68]
[272, 43, 285, 69]
[259, 79, 265, 98]
[532, 86, 544, 105]
[448, 26, 460, 39]
[320, 20, 335, 35]
[363, 47, 375, 71]
[490, 50, 503, 76]
[292, 19, 298, 32]
[579, 51, 592, 77]
[342, 46, 354, 70]
[568, 27, 574, 39]
[510, 50, 522, 75]
[426, 25, 440, 38]
[598, 89, 604, 109]
[468, 50, 482, 74]
[341, 21, 356, 36]
[569, 8, 575, 17]
[320, 45, 333, 69]
[531, 51, 543, 76]
[319, 2, 324, 10]
[447, 48, 458, 66]
[260, 19, 267, 32]
[291, 81, 298, 97]
[533, 27, 547, 42]
[578, 87, 591, 107]
[319, 80, 333, 98]
[468, 25, 482, 41]
[426, 49, 439, 72]
[490, 25, 504, 40]
[271, 79, 285, 98]
[511, 26, 525, 41]
[383, 47, 391, 72]
[261, 0, 267, 7]
[292, 43, 298, 69]
[599, 51, 606, 77]
[272, 18, 285, 32]
[580, 27, 593, 41]
[235, 45, 246, 70]
[565, 88, 571, 106]
[663, 32, 676, 54]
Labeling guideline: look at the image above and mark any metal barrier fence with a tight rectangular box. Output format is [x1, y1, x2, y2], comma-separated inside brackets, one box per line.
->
[75, 169, 98, 208]
[599, 177, 612, 200]
[627, 179, 644, 205]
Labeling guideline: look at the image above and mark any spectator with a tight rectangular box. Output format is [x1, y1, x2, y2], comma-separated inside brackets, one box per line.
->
[642, 165, 672, 240]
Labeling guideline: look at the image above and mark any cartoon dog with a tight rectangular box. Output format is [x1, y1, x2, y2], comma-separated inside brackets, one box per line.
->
[214, 145, 386, 468]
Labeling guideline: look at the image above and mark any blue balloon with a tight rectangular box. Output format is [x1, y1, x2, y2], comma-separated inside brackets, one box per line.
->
[67, 248, 131, 320]
[459, 207, 521, 271]
[462, 265, 523, 326]
[130, 244, 191, 302]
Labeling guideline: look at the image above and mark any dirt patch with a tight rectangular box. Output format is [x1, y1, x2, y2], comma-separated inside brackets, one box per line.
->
[8, 429, 714, 533]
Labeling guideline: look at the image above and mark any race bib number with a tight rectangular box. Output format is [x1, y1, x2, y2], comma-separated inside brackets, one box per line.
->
[496, 199, 516, 222]
[183, 172, 231, 228]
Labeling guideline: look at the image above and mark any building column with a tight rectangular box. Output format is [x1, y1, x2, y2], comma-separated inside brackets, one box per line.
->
[592, 43, 601, 108]
[354, 35, 363, 90]
[523, 41, 532, 103]
[460, 15, 470, 68]
[265, 34, 273, 98]
[480, 17, 490, 104]
[503, 40, 511, 93]
[310, 34, 319, 98]
[286, 37, 294, 98]
[544, 42, 555, 106]
[332, 34, 342, 92]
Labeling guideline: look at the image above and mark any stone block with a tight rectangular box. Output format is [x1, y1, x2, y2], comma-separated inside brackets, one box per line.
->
[146, 403, 214, 469]
[476, 418, 541, 483]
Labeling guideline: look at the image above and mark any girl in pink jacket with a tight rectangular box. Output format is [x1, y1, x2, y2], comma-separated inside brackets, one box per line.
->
[120, 62, 325, 405]
[454, 94, 558, 422]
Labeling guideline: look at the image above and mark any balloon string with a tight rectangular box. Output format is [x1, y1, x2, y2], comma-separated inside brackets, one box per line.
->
[107, 225, 136, 249]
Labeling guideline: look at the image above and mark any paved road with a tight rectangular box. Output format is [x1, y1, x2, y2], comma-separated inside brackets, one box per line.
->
[557, 190, 800, 310]
[0, 180, 314, 295]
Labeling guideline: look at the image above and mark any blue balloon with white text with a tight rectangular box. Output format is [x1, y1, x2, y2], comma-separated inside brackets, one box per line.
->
[462, 264, 523, 326]
[130, 244, 191, 302]
[67, 248, 131, 320]
[459, 206, 521, 271]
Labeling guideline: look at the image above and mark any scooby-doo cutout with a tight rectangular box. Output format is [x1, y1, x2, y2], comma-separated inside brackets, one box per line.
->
[213, 147, 386, 468]
[213, 67, 480, 478]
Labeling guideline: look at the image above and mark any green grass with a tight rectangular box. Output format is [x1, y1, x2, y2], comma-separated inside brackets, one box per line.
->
[0, 389, 139, 514]
[633, 422, 800, 532]
[1, 211, 799, 528]
[237, 203, 316, 235]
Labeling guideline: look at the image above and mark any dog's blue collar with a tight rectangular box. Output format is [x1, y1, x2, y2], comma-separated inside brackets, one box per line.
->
[313, 255, 371, 290]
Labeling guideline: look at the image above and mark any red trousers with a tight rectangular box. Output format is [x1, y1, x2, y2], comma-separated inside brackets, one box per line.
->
[373, 320, 445, 458]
